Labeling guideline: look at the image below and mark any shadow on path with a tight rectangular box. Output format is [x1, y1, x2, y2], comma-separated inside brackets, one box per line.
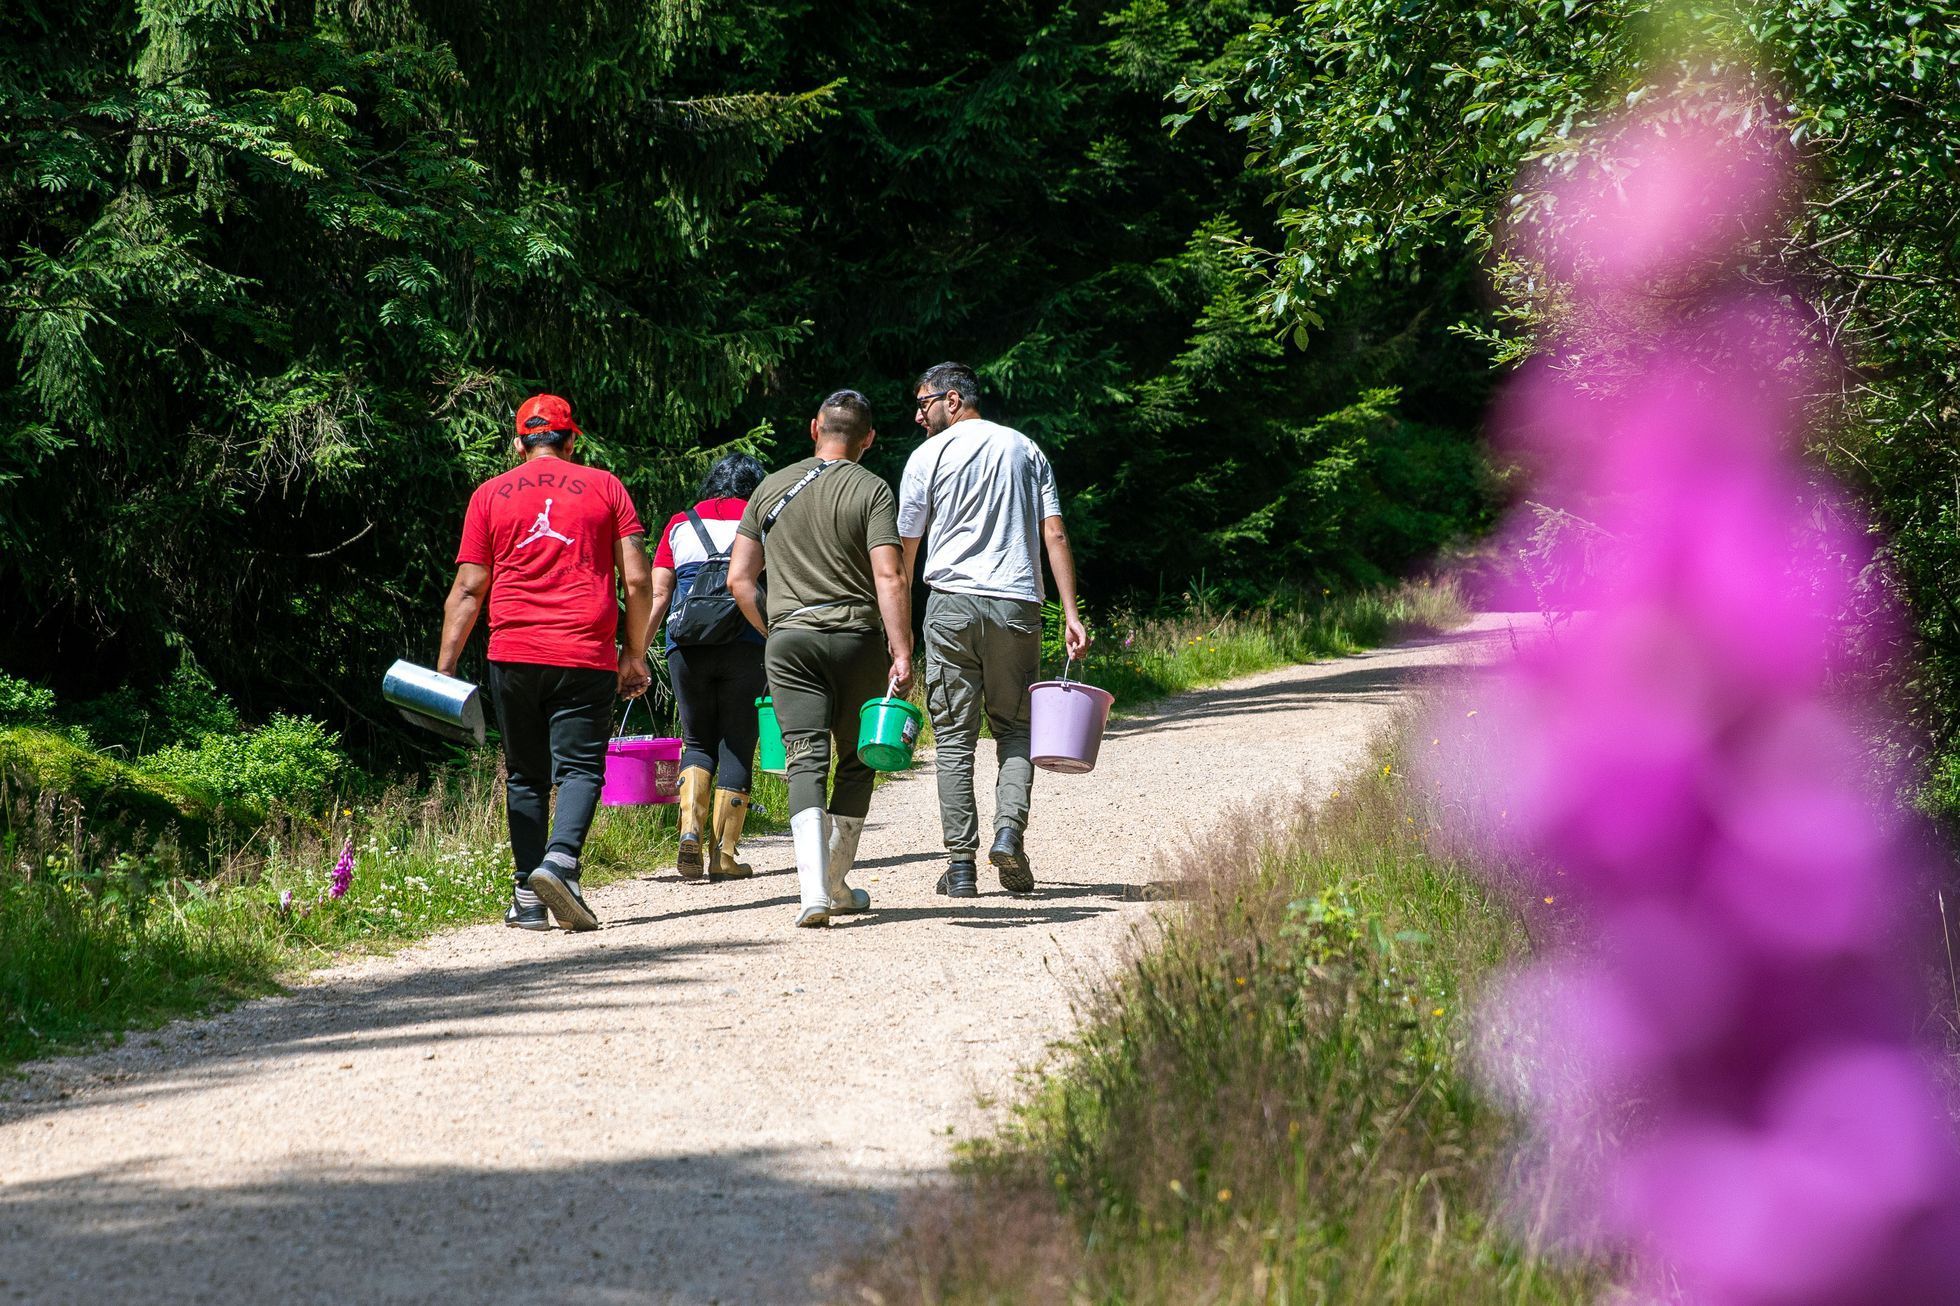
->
[1108, 662, 1435, 737]
[0, 938, 763, 1128]
[0, 1147, 891, 1306]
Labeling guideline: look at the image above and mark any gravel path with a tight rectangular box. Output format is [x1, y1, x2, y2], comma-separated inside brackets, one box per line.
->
[0, 616, 1523, 1305]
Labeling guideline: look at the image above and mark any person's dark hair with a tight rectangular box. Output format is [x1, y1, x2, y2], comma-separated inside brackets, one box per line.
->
[698, 452, 767, 501]
[519, 425, 574, 451]
[915, 361, 981, 409]
[817, 389, 875, 443]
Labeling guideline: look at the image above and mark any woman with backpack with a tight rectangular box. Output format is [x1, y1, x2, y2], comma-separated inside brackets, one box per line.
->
[645, 453, 770, 880]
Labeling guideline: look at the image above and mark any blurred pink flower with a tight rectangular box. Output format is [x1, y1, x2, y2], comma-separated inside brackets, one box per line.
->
[1433, 89, 1960, 1304]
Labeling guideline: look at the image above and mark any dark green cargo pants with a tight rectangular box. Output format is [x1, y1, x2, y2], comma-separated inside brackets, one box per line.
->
[764, 625, 889, 819]
[923, 590, 1041, 856]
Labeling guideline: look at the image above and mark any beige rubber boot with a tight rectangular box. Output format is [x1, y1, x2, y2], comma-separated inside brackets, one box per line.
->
[707, 789, 754, 881]
[675, 766, 712, 879]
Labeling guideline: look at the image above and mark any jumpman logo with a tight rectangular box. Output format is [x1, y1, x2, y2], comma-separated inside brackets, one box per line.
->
[517, 498, 575, 549]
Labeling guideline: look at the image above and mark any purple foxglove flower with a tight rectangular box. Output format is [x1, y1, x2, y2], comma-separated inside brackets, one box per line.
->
[328, 837, 354, 901]
[1430, 91, 1960, 1304]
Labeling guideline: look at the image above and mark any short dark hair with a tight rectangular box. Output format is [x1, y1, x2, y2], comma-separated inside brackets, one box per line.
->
[698, 452, 767, 501]
[817, 389, 875, 443]
[915, 361, 981, 409]
[519, 426, 574, 451]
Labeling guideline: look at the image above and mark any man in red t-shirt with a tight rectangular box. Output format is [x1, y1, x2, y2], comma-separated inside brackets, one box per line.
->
[437, 393, 652, 932]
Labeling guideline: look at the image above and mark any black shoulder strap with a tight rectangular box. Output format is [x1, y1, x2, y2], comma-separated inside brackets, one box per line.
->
[761, 459, 836, 540]
[684, 508, 725, 559]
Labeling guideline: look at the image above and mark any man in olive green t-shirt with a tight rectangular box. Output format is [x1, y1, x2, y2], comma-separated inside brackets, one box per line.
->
[729, 389, 914, 928]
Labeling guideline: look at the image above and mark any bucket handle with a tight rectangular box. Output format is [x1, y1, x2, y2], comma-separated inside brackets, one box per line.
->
[1059, 654, 1075, 687]
[615, 694, 652, 740]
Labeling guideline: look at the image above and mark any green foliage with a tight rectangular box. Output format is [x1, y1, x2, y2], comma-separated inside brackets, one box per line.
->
[2, 0, 1498, 760]
[1, 0, 832, 750]
[1197, 1, 1960, 801]
[145, 713, 347, 811]
[728, 1, 1498, 601]
[852, 736, 1599, 1302]
[0, 847, 288, 1070]
[0, 674, 56, 727]
[0, 725, 226, 841]
[153, 655, 242, 745]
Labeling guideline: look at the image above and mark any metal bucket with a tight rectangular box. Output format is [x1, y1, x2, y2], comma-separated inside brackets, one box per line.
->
[382, 660, 486, 745]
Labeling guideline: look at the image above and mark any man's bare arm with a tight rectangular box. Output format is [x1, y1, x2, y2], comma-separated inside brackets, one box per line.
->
[728, 534, 768, 637]
[614, 532, 653, 697]
[1041, 515, 1090, 659]
[871, 543, 914, 694]
[437, 563, 491, 677]
[900, 535, 921, 587]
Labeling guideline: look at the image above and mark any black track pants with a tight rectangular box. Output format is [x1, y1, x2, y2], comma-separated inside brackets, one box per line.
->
[666, 641, 767, 791]
[487, 661, 614, 882]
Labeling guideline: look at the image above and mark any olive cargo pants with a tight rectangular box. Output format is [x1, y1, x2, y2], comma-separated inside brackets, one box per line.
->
[764, 626, 888, 819]
[923, 590, 1041, 856]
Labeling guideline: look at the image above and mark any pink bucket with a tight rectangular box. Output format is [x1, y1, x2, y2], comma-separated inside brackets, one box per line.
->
[602, 736, 682, 806]
[1029, 678, 1114, 774]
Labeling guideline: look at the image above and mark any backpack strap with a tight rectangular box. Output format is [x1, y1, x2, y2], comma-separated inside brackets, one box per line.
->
[684, 508, 726, 559]
[761, 459, 837, 540]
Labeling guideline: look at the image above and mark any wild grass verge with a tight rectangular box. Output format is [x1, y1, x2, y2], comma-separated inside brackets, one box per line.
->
[849, 728, 1602, 1304]
[0, 759, 802, 1074]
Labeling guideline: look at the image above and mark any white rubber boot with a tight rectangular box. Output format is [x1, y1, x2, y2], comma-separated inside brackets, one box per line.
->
[790, 807, 832, 928]
[825, 813, 870, 914]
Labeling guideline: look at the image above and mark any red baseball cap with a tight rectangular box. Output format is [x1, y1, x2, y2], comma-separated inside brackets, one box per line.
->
[515, 393, 582, 439]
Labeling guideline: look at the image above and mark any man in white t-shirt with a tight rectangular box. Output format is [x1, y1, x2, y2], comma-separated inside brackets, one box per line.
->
[898, 361, 1089, 898]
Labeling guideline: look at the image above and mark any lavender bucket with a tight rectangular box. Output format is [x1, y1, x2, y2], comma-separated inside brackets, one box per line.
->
[1029, 663, 1113, 775]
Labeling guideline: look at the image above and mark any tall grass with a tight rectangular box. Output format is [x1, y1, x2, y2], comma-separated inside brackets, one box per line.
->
[850, 730, 1601, 1304]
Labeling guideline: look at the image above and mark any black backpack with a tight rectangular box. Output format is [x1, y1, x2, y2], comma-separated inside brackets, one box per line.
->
[666, 510, 753, 646]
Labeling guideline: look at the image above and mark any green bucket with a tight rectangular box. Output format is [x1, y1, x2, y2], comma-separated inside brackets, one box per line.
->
[755, 696, 787, 774]
[857, 696, 924, 772]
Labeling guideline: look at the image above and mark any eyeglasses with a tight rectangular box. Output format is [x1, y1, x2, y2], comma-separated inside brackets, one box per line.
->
[914, 390, 952, 412]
